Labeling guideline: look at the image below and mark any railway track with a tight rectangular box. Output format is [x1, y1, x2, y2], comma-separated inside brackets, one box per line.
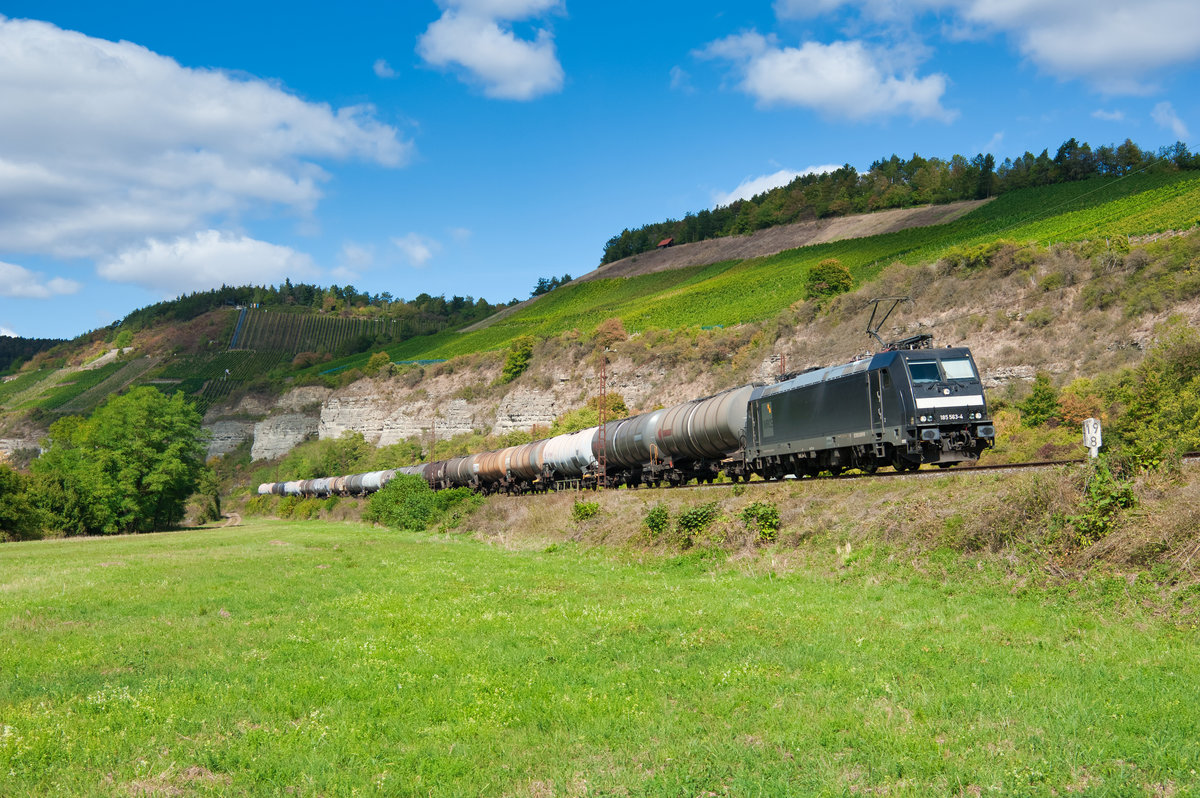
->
[607, 451, 1200, 494]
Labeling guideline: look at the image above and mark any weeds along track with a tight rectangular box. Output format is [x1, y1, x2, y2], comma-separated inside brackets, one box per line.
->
[603, 453, 1200, 496]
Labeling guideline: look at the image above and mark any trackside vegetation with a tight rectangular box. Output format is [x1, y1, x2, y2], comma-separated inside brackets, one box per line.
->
[362, 473, 480, 531]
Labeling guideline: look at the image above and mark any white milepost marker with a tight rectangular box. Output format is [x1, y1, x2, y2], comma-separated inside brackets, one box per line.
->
[1083, 417, 1102, 459]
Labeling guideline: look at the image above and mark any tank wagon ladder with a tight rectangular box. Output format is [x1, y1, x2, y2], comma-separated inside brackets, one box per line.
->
[597, 349, 609, 490]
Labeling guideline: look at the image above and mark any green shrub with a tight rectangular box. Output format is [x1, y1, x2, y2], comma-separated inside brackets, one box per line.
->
[242, 494, 272, 516]
[740, 501, 781, 542]
[644, 504, 670, 539]
[939, 240, 1006, 272]
[495, 335, 536, 385]
[1066, 456, 1136, 546]
[275, 496, 298, 519]
[432, 487, 481, 530]
[572, 500, 600, 522]
[362, 479, 480, 532]
[675, 502, 719, 547]
[1020, 373, 1060, 427]
[0, 464, 43, 541]
[1037, 272, 1066, 292]
[364, 474, 437, 531]
[805, 258, 853, 301]
[364, 351, 392, 377]
[1024, 307, 1054, 328]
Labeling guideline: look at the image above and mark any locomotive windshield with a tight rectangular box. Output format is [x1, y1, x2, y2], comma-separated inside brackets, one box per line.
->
[906, 356, 979, 384]
[941, 358, 977, 381]
[907, 360, 940, 384]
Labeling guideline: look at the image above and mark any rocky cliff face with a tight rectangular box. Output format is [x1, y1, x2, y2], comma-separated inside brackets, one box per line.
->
[0, 436, 41, 463]
[251, 414, 320, 461]
[206, 420, 255, 458]
[202, 352, 734, 463]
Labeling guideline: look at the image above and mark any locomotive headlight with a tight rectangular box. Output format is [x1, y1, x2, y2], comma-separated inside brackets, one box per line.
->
[919, 415, 928, 423]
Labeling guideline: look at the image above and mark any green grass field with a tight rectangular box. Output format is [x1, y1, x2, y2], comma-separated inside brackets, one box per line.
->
[3, 519, 1197, 796]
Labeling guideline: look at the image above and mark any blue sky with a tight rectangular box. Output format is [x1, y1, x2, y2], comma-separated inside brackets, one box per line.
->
[1, 0, 1197, 340]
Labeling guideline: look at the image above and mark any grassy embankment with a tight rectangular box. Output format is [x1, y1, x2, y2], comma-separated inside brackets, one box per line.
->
[4, 480, 1199, 796]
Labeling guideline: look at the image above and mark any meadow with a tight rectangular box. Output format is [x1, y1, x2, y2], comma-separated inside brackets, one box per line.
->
[2, 518, 1198, 796]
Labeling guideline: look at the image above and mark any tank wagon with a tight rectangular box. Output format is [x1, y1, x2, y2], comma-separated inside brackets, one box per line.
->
[257, 343, 994, 498]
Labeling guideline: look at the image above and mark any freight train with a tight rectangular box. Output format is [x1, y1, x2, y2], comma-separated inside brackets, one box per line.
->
[258, 338, 995, 498]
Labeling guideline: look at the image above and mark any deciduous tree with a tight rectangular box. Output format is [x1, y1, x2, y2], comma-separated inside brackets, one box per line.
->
[32, 388, 209, 535]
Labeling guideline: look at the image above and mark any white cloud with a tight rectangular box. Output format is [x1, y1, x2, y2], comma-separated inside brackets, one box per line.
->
[1152, 101, 1190, 140]
[774, 0, 852, 18]
[330, 243, 373, 284]
[712, 166, 842, 207]
[98, 231, 317, 296]
[669, 65, 694, 93]
[373, 58, 397, 78]
[806, 1, 1200, 94]
[392, 233, 442, 267]
[339, 242, 375, 269]
[1092, 109, 1126, 122]
[0, 326, 17, 338]
[448, 226, 473, 242]
[417, 4, 564, 100]
[435, 0, 561, 19]
[700, 32, 954, 121]
[949, 0, 1200, 92]
[0, 260, 82, 298]
[0, 16, 411, 259]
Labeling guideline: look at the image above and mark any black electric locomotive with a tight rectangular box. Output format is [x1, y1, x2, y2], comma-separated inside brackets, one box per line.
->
[741, 341, 994, 480]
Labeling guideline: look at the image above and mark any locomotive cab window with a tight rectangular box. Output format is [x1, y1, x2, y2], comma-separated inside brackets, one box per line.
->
[907, 360, 941, 384]
[941, 358, 977, 381]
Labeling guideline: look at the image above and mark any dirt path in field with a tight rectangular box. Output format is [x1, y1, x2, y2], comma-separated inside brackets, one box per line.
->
[222, 513, 242, 527]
